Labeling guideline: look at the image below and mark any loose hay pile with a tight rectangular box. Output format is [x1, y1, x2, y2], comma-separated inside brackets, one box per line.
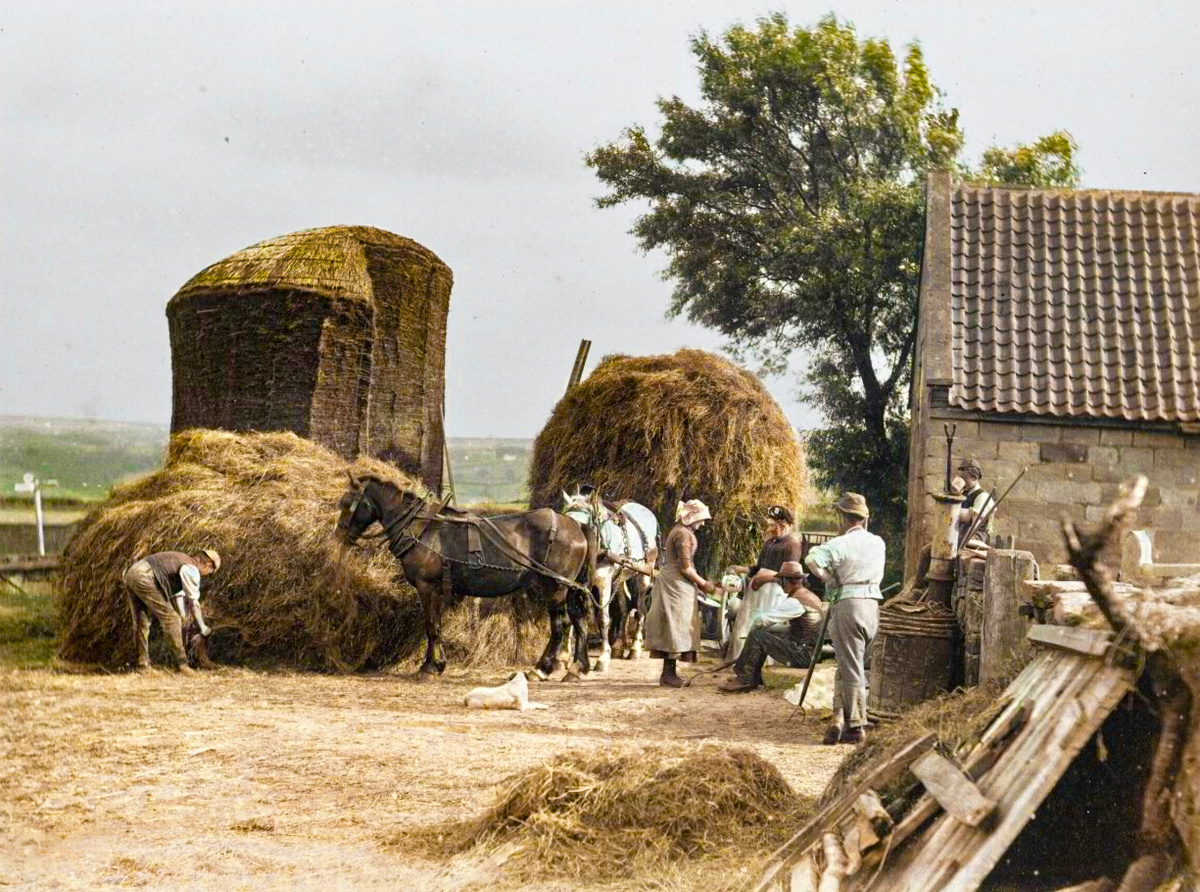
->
[57, 429, 545, 672]
[528, 349, 808, 572]
[394, 744, 815, 881]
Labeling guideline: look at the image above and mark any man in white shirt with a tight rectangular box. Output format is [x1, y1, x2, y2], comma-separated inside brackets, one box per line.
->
[122, 549, 219, 673]
[804, 493, 885, 745]
[718, 561, 824, 693]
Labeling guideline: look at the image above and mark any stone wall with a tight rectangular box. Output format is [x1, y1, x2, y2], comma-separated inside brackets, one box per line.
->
[908, 413, 1200, 573]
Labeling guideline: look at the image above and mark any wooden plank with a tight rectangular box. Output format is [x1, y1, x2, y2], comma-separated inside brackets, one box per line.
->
[1027, 624, 1113, 657]
[909, 751, 996, 827]
[857, 649, 1134, 892]
[750, 734, 935, 892]
[887, 699, 1031, 848]
[981, 549, 1037, 682]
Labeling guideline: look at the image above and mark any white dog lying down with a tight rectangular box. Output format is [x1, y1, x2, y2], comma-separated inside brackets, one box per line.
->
[464, 671, 548, 711]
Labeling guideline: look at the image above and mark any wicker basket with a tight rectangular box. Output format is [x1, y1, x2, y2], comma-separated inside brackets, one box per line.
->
[868, 600, 959, 718]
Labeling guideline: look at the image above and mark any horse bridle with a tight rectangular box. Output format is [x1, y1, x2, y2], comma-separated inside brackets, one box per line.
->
[339, 486, 424, 546]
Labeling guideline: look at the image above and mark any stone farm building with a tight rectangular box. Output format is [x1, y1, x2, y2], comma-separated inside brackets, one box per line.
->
[906, 174, 1200, 578]
[167, 225, 452, 491]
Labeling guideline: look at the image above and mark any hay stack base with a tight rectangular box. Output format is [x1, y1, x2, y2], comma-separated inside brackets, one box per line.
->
[56, 430, 545, 672]
[391, 744, 815, 881]
[528, 348, 808, 572]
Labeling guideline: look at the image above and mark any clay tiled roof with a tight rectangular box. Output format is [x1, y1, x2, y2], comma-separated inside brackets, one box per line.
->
[949, 184, 1200, 422]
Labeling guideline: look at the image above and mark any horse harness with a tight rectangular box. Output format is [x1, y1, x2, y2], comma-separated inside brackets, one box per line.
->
[356, 489, 589, 596]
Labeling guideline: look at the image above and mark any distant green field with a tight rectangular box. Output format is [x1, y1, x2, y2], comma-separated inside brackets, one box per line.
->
[0, 416, 168, 503]
[0, 416, 528, 507]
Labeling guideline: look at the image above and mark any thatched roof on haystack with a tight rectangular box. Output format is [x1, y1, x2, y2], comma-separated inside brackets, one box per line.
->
[167, 226, 453, 488]
[56, 430, 543, 672]
[169, 225, 451, 303]
[527, 349, 808, 573]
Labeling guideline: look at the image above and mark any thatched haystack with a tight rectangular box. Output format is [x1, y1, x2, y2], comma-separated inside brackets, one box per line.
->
[393, 744, 814, 881]
[168, 225, 451, 490]
[56, 429, 544, 672]
[527, 349, 808, 572]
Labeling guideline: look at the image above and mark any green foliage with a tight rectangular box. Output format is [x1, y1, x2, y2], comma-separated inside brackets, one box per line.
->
[972, 130, 1080, 188]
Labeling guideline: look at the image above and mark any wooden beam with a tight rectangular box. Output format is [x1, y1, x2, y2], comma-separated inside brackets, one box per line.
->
[751, 733, 936, 892]
[909, 751, 997, 827]
[1026, 625, 1113, 657]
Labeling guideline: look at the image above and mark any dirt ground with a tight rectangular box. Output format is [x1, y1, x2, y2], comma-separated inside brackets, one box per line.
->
[0, 653, 849, 891]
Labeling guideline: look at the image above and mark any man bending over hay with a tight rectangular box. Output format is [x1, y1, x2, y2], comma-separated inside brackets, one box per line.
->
[122, 548, 219, 674]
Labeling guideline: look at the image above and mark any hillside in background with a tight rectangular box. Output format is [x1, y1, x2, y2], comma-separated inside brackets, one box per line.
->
[0, 416, 530, 507]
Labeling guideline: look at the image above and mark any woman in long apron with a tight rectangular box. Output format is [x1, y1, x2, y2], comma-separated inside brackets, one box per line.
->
[643, 499, 720, 687]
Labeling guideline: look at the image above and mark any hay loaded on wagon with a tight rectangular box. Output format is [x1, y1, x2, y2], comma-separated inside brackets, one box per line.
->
[528, 348, 809, 661]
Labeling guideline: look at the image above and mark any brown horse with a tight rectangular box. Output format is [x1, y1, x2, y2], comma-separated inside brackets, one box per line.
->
[334, 475, 592, 679]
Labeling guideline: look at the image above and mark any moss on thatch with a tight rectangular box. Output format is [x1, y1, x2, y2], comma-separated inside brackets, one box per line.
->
[56, 430, 544, 672]
[169, 225, 452, 303]
[391, 744, 815, 881]
[527, 349, 808, 572]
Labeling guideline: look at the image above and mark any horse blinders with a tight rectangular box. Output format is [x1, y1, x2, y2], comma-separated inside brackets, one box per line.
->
[336, 488, 377, 543]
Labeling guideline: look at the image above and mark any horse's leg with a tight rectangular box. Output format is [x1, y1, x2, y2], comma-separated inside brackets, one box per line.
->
[627, 574, 649, 659]
[593, 565, 614, 672]
[609, 572, 628, 655]
[533, 586, 567, 681]
[415, 577, 445, 679]
[564, 586, 590, 680]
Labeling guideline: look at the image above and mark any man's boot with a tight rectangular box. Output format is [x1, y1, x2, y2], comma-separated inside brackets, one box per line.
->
[822, 720, 844, 745]
[660, 658, 684, 688]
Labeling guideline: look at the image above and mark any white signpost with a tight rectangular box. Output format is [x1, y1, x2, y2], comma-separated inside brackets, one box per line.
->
[14, 473, 59, 557]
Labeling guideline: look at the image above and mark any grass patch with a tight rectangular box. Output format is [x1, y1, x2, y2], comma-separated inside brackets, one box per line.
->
[0, 580, 57, 667]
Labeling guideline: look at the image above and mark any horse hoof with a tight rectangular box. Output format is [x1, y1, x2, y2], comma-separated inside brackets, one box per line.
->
[595, 657, 610, 672]
[414, 669, 438, 683]
[531, 668, 550, 681]
[561, 671, 582, 683]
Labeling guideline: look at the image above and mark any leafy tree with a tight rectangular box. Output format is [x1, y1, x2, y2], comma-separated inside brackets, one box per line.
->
[587, 13, 1078, 575]
[973, 130, 1079, 187]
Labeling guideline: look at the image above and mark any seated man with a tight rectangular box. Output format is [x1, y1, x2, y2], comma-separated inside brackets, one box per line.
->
[718, 561, 824, 693]
[724, 504, 802, 660]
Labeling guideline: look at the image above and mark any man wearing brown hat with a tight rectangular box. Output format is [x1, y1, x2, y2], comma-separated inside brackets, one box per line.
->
[804, 493, 885, 745]
[122, 548, 219, 673]
[956, 459, 995, 548]
[718, 561, 824, 693]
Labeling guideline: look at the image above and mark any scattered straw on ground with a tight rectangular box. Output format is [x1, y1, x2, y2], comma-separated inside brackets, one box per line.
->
[56, 429, 546, 672]
[527, 348, 808, 572]
[391, 744, 816, 883]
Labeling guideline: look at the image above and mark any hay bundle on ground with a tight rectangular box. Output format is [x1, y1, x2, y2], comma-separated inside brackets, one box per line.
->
[527, 349, 808, 572]
[57, 429, 545, 672]
[394, 744, 814, 880]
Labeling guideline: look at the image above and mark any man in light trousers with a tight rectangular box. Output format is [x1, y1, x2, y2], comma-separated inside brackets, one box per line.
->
[804, 493, 885, 745]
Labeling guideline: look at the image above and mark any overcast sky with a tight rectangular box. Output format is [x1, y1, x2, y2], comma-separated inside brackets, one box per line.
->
[3, 1, 1198, 437]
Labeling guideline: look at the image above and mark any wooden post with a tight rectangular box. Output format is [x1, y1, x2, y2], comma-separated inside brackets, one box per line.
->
[565, 339, 592, 393]
[981, 549, 1038, 682]
[440, 402, 456, 506]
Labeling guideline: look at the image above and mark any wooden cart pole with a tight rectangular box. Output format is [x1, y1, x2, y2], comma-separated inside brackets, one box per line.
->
[566, 339, 592, 393]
